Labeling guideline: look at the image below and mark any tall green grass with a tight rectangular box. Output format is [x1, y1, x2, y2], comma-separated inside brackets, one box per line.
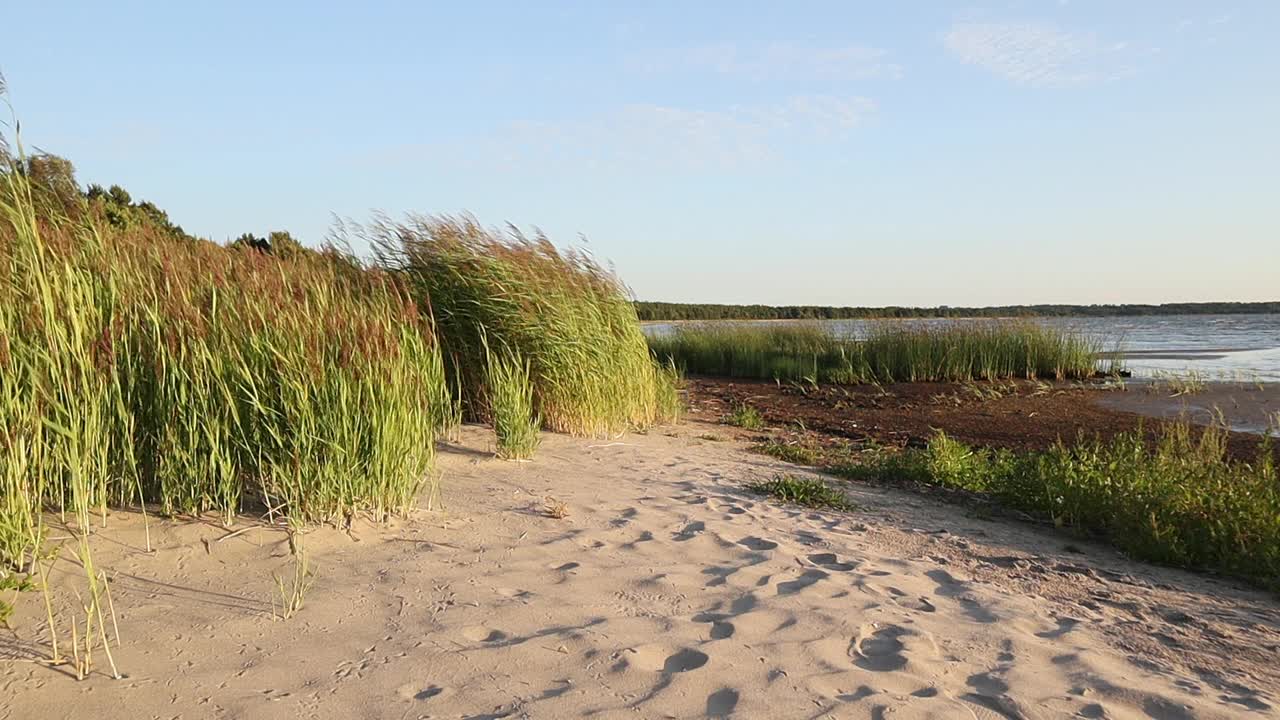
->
[648, 321, 1106, 383]
[483, 337, 541, 460]
[0, 134, 454, 586]
[353, 214, 680, 437]
[840, 425, 1280, 587]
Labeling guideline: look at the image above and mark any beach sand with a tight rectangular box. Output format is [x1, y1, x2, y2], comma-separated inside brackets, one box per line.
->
[4, 424, 1277, 719]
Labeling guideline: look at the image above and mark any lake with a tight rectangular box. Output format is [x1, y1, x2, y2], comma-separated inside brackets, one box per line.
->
[642, 314, 1280, 383]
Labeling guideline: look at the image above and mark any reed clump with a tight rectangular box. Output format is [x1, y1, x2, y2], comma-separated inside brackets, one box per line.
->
[483, 338, 541, 460]
[0, 131, 454, 590]
[648, 321, 1106, 384]
[353, 214, 680, 437]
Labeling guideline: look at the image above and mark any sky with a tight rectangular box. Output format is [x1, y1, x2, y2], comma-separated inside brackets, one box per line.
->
[2, 1, 1277, 306]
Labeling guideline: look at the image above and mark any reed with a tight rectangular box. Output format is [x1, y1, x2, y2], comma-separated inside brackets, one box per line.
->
[351, 213, 679, 437]
[483, 336, 541, 460]
[648, 321, 1107, 384]
[1, 115, 454, 655]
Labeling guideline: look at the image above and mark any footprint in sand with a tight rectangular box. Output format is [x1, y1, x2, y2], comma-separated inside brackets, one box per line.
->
[625, 645, 709, 673]
[706, 687, 740, 717]
[461, 626, 509, 643]
[664, 648, 709, 673]
[926, 569, 998, 624]
[674, 521, 706, 541]
[551, 561, 580, 572]
[884, 586, 936, 613]
[777, 569, 829, 596]
[414, 686, 443, 700]
[692, 612, 737, 640]
[396, 682, 448, 701]
[1035, 616, 1079, 639]
[807, 552, 857, 572]
[850, 624, 910, 672]
[738, 536, 778, 551]
[494, 587, 534, 600]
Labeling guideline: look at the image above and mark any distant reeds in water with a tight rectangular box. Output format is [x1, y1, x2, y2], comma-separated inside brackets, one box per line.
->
[348, 213, 680, 437]
[648, 321, 1107, 384]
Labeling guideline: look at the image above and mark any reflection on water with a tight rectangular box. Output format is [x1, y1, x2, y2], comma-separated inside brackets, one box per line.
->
[643, 314, 1280, 383]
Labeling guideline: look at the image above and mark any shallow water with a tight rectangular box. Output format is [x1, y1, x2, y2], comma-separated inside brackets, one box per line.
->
[643, 314, 1280, 383]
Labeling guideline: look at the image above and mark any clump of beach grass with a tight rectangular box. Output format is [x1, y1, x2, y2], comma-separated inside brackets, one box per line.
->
[649, 321, 1108, 384]
[726, 403, 765, 430]
[483, 336, 541, 460]
[351, 213, 679, 437]
[271, 545, 315, 621]
[747, 475, 857, 512]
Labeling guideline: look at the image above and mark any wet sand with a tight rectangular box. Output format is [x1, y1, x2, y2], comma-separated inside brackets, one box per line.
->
[1095, 380, 1279, 436]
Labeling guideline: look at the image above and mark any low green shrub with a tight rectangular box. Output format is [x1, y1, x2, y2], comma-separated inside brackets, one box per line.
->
[747, 475, 857, 512]
[726, 403, 765, 429]
[844, 425, 1280, 587]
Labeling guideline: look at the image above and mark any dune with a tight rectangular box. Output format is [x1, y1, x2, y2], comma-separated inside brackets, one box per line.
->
[5, 424, 1277, 719]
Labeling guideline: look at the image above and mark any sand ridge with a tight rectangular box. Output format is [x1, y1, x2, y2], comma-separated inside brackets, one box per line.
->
[3, 424, 1277, 719]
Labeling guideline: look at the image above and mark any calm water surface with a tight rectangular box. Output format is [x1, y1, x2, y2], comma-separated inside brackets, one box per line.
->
[644, 314, 1280, 383]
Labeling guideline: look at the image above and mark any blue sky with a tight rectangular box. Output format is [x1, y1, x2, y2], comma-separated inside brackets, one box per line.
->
[3, 1, 1276, 306]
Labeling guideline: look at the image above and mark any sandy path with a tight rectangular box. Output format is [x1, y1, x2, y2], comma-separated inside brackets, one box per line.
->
[3, 424, 1278, 719]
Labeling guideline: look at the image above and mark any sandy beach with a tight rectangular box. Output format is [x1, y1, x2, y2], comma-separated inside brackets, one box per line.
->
[5, 423, 1276, 719]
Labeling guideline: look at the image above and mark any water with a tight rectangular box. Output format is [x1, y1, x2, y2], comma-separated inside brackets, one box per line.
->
[643, 314, 1280, 383]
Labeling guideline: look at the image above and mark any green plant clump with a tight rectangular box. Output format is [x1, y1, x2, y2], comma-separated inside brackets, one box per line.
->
[726, 403, 765, 430]
[483, 338, 541, 460]
[649, 321, 1108, 384]
[843, 425, 1280, 588]
[747, 475, 857, 512]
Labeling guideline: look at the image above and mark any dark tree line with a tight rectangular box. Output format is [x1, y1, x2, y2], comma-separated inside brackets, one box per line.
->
[635, 301, 1280, 321]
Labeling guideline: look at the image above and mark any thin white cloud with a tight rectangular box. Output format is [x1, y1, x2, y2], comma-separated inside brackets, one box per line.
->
[943, 21, 1136, 87]
[363, 96, 878, 173]
[522, 96, 878, 170]
[637, 42, 903, 81]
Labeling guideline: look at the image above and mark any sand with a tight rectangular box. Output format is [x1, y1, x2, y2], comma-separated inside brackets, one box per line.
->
[4, 423, 1278, 719]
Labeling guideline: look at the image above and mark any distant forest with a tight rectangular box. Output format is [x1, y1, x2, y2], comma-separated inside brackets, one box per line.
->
[635, 301, 1280, 322]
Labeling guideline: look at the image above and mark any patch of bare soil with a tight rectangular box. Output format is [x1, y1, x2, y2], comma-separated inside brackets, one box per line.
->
[685, 376, 1275, 462]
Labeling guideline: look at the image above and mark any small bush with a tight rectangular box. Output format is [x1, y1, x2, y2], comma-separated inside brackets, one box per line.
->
[747, 475, 857, 512]
[847, 425, 1280, 588]
[726, 403, 765, 430]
